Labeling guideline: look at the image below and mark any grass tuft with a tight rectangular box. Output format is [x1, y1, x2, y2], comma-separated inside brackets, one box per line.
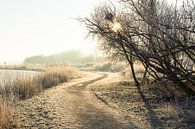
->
[42, 65, 76, 88]
[12, 77, 43, 99]
[0, 97, 16, 129]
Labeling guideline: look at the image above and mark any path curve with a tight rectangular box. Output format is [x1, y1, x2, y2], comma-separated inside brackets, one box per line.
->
[14, 72, 134, 129]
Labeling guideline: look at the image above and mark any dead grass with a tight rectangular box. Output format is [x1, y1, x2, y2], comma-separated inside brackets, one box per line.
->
[42, 65, 77, 88]
[0, 65, 78, 128]
[91, 76, 195, 129]
[12, 77, 43, 99]
[0, 65, 77, 100]
[158, 98, 195, 128]
[81, 61, 127, 72]
[121, 62, 145, 80]
[0, 97, 16, 129]
[0, 74, 43, 100]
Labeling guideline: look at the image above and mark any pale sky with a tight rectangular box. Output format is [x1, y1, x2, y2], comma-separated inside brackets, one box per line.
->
[0, 0, 181, 63]
[0, 0, 107, 63]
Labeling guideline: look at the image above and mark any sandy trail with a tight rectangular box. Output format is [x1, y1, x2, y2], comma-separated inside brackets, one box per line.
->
[14, 72, 134, 129]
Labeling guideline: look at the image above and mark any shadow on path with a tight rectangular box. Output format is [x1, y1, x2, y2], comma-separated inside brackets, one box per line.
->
[67, 73, 141, 129]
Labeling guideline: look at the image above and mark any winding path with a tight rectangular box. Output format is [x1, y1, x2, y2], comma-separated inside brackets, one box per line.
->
[14, 72, 135, 129]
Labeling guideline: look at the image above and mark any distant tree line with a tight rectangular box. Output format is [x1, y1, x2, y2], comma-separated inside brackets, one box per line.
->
[82, 0, 195, 96]
[23, 50, 104, 65]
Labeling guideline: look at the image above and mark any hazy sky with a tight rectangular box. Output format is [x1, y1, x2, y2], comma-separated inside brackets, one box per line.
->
[0, 0, 107, 63]
[0, 0, 181, 63]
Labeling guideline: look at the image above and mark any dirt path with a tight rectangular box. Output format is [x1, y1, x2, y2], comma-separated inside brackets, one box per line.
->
[14, 72, 135, 129]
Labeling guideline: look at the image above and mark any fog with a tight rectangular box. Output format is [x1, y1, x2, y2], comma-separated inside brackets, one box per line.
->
[0, 0, 179, 64]
[0, 0, 107, 63]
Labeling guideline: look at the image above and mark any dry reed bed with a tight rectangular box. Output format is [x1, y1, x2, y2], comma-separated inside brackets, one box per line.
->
[0, 65, 77, 128]
[0, 65, 77, 100]
[0, 96, 16, 129]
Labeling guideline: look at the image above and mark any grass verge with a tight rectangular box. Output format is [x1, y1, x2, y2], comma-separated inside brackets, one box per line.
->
[1, 65, 77, 100]
[0, 65, 78, 128]
[0, 97, 16, 129]
[91, 76, 195, 129]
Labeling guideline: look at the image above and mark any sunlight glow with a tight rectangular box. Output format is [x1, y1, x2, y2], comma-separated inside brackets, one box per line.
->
[110, 22, 121, 32]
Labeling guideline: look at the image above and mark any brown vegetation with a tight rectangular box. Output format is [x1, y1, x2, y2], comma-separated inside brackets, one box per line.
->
[81, 61, 127, 72]
[0, 65, 78, 129]
[91, 76, 195, 128]
[42, 65, 76, 89]
[0, 65, 77, 100]
[0, 97, 16, 129]
[12, 77, 43, 100]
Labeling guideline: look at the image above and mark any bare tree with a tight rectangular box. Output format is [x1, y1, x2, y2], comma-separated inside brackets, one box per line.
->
[82, 0, 195, 96]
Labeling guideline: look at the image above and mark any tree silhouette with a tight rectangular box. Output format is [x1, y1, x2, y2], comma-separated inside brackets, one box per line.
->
[82, 0, 195, 96]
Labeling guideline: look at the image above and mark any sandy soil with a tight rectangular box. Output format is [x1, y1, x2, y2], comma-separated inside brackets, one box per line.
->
[14, 72, 135, 129]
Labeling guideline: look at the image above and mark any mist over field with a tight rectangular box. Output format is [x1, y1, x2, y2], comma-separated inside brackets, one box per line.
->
[23, 50, 105, 65]
[0, 0, 105, 64]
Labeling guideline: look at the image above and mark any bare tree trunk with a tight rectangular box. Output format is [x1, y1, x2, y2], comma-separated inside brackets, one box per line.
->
[129, 59, 140, 86]
[143, 67, 148, 79]
[118, 38, 140, 86]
